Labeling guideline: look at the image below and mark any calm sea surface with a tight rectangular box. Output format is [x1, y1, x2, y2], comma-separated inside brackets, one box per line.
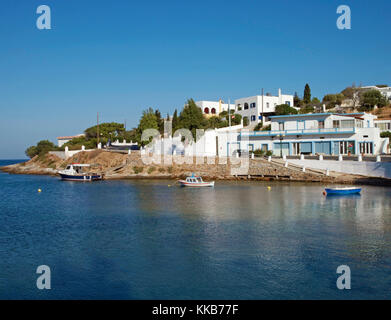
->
[0, 159, 391, 299]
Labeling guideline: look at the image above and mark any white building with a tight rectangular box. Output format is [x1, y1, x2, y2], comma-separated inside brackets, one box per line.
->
[196, 100, 235, 117]
[361, 85, 391, 101]
[57, 134, 85, 147]
[234, 89, 294, 125]
[374, 119, 391, 132]
[240, 112, 389, 156]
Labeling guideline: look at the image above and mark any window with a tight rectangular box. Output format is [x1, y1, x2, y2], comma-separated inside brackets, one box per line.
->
[359, 142, 373, 154]
[285, 101, 291, 106]
[204, 107, 209, 114]
[278, 122, 284, 131]
[333, 120, 339, 128]
[261, 144, 268, 152]
[211, 108, 216, 114]
[319, 121, 325, 129]
[244, 103, 249, 110]
[251, 115, 256, 122]
[376, 123, 391, 131]
[266, 102, 270, 108]
[292, 143, 301, 155]
[250, 103, 256, 108]
[340, 120, 354, 128]
[339, 141, 355, 155]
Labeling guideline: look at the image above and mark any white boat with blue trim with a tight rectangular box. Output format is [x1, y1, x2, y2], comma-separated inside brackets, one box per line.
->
[178, 174, 215, 187]
[58, 164, 103, 182]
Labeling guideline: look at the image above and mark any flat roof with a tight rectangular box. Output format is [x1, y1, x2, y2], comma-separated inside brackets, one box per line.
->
[269, 112, 365, 119]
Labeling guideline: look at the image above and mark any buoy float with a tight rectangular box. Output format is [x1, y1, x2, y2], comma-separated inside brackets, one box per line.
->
[323, 191, 326, 196]
[38, 189, 42, 193]
[267, 186, 271, 191]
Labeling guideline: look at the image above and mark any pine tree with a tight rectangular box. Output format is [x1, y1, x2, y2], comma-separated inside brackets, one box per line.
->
[172, 109, 178, 131]
[303, 84, 311, 104]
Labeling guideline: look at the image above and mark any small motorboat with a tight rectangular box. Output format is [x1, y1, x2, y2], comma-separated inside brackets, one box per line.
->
[58, 164, 103, 182]
[178, 174, 215, 187]
[324, 187, 361, 195]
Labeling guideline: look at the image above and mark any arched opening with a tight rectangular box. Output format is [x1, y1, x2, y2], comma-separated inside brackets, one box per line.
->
[244, 103, 249, 110]
[211, 108, 216, 114]
[204, 107, 209, 114]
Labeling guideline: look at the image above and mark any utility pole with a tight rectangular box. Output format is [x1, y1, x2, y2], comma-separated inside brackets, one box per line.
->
[261, 88, 264, 124]
[97, 112, 100, 146]
[228, 98, 231, 128]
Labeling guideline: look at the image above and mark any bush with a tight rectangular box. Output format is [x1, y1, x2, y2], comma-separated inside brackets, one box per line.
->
[275, 104, 298, 115]
[254, 123, 263, 131]
[262, 125, 271, 131]
[25, 140, 58, 158]
[167, 166, 173, 174]
[158, 167, 165, 173]
[253, 149, 265, 156]
[380, 131, 391, 139]
[133, 166, 144, 174]
[147, 166, 156, 174]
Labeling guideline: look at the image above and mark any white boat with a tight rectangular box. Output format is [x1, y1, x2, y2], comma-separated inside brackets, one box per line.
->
[58, 164, 103, 182]
[178, 174, 215, 187]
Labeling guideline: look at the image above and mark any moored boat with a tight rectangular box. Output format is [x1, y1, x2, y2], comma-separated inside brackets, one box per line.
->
[325, 187, 361, 195]
[178, 174, 215, 187]
[58, 164, 103, 182]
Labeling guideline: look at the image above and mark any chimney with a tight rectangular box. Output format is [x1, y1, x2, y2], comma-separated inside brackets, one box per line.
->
[278, 88, 282, 104]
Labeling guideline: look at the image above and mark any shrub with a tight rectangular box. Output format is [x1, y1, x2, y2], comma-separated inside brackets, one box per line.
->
[158, 167, 165, 173]
[254, 123, 263, 131]
[253, 149, 265, 156]
[147, 166, 156, 174]
[380, 131, 391, 139]
[133, 166, 144, 174]
[167, 166, 173, 174]
[262, 125, 271, 131]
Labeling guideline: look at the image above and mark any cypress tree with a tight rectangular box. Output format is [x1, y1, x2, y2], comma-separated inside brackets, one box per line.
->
[303, 84, 311, 104]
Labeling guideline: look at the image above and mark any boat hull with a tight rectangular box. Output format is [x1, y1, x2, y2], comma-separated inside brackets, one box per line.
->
[59, 174, 103, 182]
[178, 180, 215, 187]
[325, 188, 361, 195]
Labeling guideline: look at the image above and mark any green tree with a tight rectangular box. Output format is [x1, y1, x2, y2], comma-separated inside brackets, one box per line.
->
[299, 105, 315, 114]
[311, 97, 320, 105]
[360, 89, 388, 110]
[25, 140, 58, 158]
[243, 117, 249, 127]
[303, 84, 311, 104]
[323, 93, 344, 109]
[155, 109, 164, 134]
[254, 122, 263, 131]
[207, 116, 223, 129]
[380, 131, 391, 139]
[172, 109, 179, 132]
[25, 146, 38, 158]
[275, 104, 298, 115]
[294, 92, 302, 107]
[178, 99, 207, 138]
[85, 122, 125, 141]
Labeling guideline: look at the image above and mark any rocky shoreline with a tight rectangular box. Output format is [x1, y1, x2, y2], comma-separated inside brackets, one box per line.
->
[1, 150, 391, 186]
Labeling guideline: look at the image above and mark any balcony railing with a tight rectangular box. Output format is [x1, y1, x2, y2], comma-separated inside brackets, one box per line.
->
[242, 127, 356, 137]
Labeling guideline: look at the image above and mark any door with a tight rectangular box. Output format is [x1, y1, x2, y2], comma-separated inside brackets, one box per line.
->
[300, 142, 312, 154]
[315, 142, 331, 155]
[273, 143, 289, 156]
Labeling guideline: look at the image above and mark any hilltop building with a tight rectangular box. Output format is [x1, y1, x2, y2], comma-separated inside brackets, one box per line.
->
[234, 89, 295, 125]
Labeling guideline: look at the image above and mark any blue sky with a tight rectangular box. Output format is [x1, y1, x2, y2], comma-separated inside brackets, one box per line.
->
[0, 0, 390, 158]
